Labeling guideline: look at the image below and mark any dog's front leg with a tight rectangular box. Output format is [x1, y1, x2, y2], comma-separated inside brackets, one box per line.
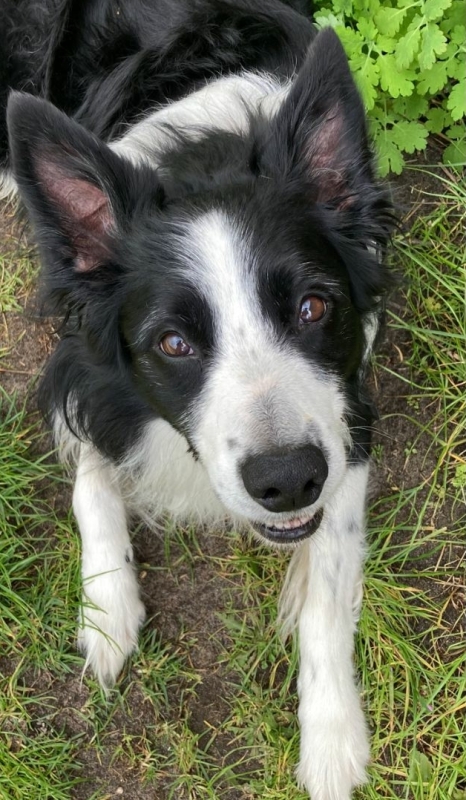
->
[73, 444, 145, 688]
[296, 463, 370, 800]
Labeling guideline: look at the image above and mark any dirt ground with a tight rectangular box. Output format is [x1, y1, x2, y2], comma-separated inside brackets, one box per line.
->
[1, 160, 464, 799]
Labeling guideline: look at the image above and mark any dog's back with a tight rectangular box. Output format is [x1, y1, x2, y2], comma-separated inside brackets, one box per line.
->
[0, 0, 314, 178]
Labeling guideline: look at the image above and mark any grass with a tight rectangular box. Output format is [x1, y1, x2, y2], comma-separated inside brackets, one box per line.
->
[391, 169, 466, 505]
[0, 392, 84, 799]
[0, 167, 465, 799]
[0, 248, 36, 314]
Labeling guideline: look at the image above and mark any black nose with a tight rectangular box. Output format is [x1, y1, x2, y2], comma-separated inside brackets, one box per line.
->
[241, 444, 328, 513]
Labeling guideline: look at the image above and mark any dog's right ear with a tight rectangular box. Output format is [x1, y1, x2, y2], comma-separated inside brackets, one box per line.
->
[7, 93, 163, 275]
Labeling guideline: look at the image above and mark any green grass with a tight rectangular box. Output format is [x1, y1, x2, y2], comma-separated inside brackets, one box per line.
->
[0, 392, 84, 799]
[0, 169, 465, 799]
[391, 169, 466, 504]
[0, 249, 36, 314]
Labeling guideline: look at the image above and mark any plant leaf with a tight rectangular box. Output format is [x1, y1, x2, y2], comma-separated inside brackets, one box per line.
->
[419, 23, 447, 70]
[314, 11, 344, 28]
[417, 60, 449, 93]
[353, 59, 381, 109]
[442, 138, 466, 167]
[423, 0, 453, 22]
[373, 127, 405, 175]
[390, 120, 429, 152]
[375, 6, 407, 36]
[396, 26, 422, 68]
[425, 107, 450, 132]
[379, 55, 415, 96]
[447, 80, 466, 120]
[447, 57, 466, 82]
[376, 34, 397, 52]
[409, 747, 433, 781]
[450, 24, 466, 45]
[358, 18, 379, 39]
[393, 94, 429, 118]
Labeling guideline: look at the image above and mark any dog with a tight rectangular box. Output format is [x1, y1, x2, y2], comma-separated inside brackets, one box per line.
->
[1, 2, 394, 798]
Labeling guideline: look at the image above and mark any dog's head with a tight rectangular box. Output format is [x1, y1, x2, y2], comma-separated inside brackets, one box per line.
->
[7, 29, 393, 545]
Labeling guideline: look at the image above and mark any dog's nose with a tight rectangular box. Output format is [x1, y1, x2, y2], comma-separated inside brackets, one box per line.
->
[241, 444, 328, 513]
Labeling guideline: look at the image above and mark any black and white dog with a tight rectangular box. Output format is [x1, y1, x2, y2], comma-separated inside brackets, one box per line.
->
[1, 1, 394, 797]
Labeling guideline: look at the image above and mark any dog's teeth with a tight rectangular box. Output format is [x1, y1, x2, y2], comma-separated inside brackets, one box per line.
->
[269, 514, 312, 531]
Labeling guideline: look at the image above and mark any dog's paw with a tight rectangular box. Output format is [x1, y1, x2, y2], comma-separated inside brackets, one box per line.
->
[77, 566, 146, 688]
[296, 707, 370, 800]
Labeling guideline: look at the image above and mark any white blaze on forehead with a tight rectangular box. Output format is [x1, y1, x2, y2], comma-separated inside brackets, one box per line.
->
[186, 209, 347, 442]
[185, 209, 309, 448]
[187, 209, 273, 353]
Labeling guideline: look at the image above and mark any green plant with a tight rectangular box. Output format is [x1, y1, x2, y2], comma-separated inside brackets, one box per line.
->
[313, 0, 466, 174]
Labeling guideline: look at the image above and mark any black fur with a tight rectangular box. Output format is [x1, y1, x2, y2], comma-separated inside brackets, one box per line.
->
[1, 0, 314, 164]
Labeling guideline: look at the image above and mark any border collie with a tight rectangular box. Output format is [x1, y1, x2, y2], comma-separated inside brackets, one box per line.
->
[1, 2, 394, 798]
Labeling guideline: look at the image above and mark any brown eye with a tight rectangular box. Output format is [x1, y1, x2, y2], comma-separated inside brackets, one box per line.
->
[299, 295, 327, 325]
[159, 332, 194, 357]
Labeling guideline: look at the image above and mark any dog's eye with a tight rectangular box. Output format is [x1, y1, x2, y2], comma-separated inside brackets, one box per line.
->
[159, 332, 194, 357]
[299, 295, 327, 325]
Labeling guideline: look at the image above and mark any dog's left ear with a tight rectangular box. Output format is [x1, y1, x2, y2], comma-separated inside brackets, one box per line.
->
[263, 28, 373, 208]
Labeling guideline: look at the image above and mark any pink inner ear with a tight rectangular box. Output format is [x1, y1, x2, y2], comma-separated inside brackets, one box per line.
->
[37, 159, 114, 272]
[306, 107, 354, 209]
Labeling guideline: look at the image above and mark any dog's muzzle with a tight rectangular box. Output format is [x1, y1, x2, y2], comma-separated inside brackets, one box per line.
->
[241, 444, 328, 543]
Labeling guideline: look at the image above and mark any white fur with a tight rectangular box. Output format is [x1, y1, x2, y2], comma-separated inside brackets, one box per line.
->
[73, 444, 146, 687]
[111, 71, 290, 168]
[281, 463, 370, 800]
[362, 311, 380, 367]
[0, 169, 18, 203]
[361, 245, 382, 367]
[119, 418, 229, 527]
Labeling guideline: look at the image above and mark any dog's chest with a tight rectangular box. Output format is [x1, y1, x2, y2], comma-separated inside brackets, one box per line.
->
[120, 419, 228, 525]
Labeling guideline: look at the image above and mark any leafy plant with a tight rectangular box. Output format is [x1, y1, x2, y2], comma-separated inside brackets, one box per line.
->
[313, 0, 466, 174]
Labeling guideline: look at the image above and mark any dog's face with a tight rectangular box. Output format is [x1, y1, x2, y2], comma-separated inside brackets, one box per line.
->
[7, 29, 392, 545]
[120, 192, 363, 544]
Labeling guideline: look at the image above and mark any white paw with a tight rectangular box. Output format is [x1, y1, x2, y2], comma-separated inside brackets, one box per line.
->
[297, 705, 370, 800]
[77, 564, 146, 688]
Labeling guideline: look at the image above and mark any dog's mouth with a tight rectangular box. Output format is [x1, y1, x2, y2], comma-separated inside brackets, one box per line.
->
[252, 507, 324, 544]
